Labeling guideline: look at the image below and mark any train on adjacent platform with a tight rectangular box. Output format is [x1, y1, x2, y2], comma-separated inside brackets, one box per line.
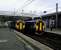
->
[10, 17, 46, 35]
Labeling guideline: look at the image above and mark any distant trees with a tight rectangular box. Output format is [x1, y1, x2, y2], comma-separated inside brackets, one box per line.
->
[0, 16, 10, 23]
[0, 16, 5, 24]
[0, 15, 27, 23]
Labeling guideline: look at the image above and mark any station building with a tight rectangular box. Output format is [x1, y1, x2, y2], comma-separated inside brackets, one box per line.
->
[42, 11, 61, 28]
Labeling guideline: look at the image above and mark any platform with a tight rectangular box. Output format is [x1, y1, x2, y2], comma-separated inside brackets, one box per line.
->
[15, 30, 53, 50]
[0, 28, 35, 50]
[46, 28, 61, 35]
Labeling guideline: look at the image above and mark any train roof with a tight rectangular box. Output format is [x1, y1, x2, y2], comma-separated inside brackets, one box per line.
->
[25, 20, 36, 23]
[25, 19, 41, 23]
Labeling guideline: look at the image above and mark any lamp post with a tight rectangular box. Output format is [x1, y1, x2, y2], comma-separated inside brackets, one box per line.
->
[56, 3, 58, 28]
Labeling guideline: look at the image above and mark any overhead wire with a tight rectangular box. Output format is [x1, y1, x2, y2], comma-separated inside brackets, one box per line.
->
[17, 0, 33, 10]
[18, 0, 61, 15]
[21, 0, 35, 10]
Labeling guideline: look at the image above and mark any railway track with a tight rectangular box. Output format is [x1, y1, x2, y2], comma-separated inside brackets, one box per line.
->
[21, 32, 61, 50]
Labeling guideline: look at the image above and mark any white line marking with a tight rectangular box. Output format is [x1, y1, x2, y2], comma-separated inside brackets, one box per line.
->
[0, 40, 8, 42]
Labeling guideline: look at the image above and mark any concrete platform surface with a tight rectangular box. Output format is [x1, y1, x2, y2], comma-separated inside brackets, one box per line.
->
[15, 30, 53, 50]
[46, 28, 61, 35]
[0, 28, 34, 50]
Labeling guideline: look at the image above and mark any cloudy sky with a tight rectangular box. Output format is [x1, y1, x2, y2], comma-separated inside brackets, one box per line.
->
[0, 0, 61, 15]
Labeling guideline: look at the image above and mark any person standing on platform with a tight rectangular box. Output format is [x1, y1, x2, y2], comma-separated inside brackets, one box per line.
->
[50, 18, 55, 31]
